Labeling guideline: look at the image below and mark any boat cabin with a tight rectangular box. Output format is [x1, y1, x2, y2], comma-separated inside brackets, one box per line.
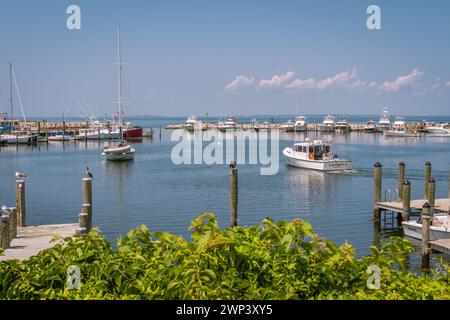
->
[292, 139, 332, 160]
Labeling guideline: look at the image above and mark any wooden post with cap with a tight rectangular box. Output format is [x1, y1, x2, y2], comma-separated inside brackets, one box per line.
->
[421, 202, 431, 273]
[401, 180, 411, 221]
[373, 162, 382, 222]
[427, 179, 436, 208]
[16, 180, 26, 227]
[82, 178, 93, 230]
[230, 163, 238, 227]
[397, 162, 405, 201]
[424, 162, 431, 199]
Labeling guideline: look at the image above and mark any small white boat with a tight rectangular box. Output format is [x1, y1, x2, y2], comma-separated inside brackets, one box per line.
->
[425, 123, 450, 136]
[102, 140, 135, 161]
[283, 139, 352, 171]
[183, 115, 204, 132]
[402, 214, 450, 241]
[48, 132, 71, 141]
[378, 107, 391, 132]
[280, 120, 294, 132]
[335, 117, 350, 132]
[319, 115, 335, 132]
[218, 116, 237, 131]
[384, 117, 420, 137]
[294, 116, 307, 132]
[74, 121, 120, 140]
[0, 133, 31, 144]
[364, 120, 377, 133]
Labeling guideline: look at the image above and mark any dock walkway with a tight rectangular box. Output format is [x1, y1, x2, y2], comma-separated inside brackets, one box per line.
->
[0, 224, 77, 261]
[430, 239, 450, 255]
[376, 198, 450, 214]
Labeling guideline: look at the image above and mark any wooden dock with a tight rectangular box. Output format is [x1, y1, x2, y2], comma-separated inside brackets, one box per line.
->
[430, 239, 450, 255]
[377, 198, 450, 214]
[0, 224, 78, 261]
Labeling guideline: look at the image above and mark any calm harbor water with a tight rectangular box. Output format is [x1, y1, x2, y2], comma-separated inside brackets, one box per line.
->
[1, 115, 450, 271]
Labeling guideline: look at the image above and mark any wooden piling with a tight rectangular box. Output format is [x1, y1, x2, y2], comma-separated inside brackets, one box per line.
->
[82, 178, 93, 229]
[397, 162, 405, 201]
[427, 179, 436, 208]
[15, 180, 26, 227]
[401, 180, 411, 221]
[76, 211, 89, 235]
[421, 202, 431, 273]
[230, 168, 238, 227]
[9, 207, 17, 240]
[373, 162, 382, 222]
[424, 162, 431, 199]
[0, 215, 10, 249]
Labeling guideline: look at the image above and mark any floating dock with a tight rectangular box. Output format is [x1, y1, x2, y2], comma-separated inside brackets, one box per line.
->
[0, 224, 78, 261]
[377, 198, 450, 214]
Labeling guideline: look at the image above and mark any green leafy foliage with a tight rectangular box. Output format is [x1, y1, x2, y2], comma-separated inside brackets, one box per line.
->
[0, 213, 448, 300]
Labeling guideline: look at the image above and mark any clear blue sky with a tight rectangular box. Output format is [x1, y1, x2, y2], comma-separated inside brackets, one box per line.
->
[0, 0, 449, 117]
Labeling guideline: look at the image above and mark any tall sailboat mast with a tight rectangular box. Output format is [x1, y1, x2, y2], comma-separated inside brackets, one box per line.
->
[117, 24, 124, 125]
[9, 61, 13, 128]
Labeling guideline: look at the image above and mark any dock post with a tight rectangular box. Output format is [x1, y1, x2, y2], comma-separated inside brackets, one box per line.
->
[401, 180, 411, 221]
[76, 210, 89, 235]
[373, 162, 382, 222]
[0, 214, 11, 249]
[8, 207, 17, 240]
[421, 202, 431, 274]
[424, 162, 431, 199]
[82, 178, 93, 230]
[397, 162, 405, 201]
[159, 127, 162, 140]
[230, 167, 238, 227]
[427, 179, 436, 208]
[15, 180, 26, 227]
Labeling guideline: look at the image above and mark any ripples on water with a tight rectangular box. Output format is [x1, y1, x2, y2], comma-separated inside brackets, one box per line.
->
[1, 118, 450, 270]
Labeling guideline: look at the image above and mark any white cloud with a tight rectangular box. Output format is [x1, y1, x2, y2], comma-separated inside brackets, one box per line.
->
[285, 78, 316, 91]
[224, 75, 254, 92]
[377, 68, 424, 93]
[446, 81, 450, 87]
[316, 67, 357, 90]
[258, 71, 295, 90]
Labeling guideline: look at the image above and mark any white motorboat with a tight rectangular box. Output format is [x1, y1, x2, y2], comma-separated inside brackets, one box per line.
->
[294, 116, 307, 132]
[364, 120, 377, 133]
[384, 117, 420, 137]
[48, 132, 71, 141]
[378, 107, 391, 132]
[402, 214, 450, 241]
[280, 120, 294, 132]
[319, 115, 335, 132]
[102, 140, 135, 161]
[183, 115, 204, 132]
[335, 117, 350, 132]
[283, 139, 352, 171]
[425, 123, 450, 136]
[74, 121, 120, 140]
[0, 133, 31, 144]
[218, 116, 237, 131]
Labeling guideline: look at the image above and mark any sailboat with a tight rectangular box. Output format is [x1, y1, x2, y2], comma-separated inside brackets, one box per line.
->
[102, 24, 135, 161]
[0, 62, 35, 144]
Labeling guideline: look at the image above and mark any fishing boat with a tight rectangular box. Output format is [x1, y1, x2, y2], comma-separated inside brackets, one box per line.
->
[335, 117, 350, 132]
[74, 121, 120, 140]
[319, 115, 335, 132]
[102, 140, 135, 161]
[283, 138, 352, 171]
[384, 117, 420, 137]
[217, 116, 237, 131]
[250, 118, 260, 131]
[183, 115, 205, 131]
[48, 132, 71, 141]
[0, 133, 31, 144]
[402, 213, 450, 241]
[294, 116, 308, 132]
[364, 120, 377, 133]
[280, 119, 294, 132]
[378, 107, 391, 132]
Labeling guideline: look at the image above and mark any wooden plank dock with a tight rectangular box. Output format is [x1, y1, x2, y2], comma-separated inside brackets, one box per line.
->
[430, 239, 450, 255]
[0, 224, 78, 261]
[377, 198, 450, 214]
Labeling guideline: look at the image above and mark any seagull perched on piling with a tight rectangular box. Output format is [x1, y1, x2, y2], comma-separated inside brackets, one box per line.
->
[15, 171, 27, 179]
[229, 161, 237, 169]
[85, 167, 93, 179]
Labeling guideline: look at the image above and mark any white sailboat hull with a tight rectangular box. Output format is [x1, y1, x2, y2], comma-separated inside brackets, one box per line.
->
[102, 148, 135, 161]
[283, 148, 352, 171]
[1, 134, 30, 144]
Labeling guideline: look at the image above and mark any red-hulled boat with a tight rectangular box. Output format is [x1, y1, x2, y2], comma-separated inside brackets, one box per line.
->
[122, 125, 143, 138]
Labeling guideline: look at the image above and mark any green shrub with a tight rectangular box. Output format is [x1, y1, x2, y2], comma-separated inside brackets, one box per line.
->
[0, 213, 448, 300]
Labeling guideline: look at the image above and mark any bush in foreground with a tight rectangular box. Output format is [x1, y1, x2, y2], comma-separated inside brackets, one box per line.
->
[0, 213, 449, 300]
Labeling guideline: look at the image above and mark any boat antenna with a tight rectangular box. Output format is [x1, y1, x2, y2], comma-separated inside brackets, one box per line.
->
[117, 23, 124, 125]
[9, 62, 13, 129]
[293, 96, 299, 145]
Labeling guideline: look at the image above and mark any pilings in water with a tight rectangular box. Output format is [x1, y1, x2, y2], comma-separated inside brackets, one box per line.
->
[0, 214, 10, 250]
[402, 180, 411, 221]
[373, 162, 382, 222]
[397, 162, 405, 201]
[421, 202, 431, 273]
[424, 162, 431, 199]
[230, 166, 238, 227]
[16, 180, 26, 227]
[77, 178, 93, 235]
